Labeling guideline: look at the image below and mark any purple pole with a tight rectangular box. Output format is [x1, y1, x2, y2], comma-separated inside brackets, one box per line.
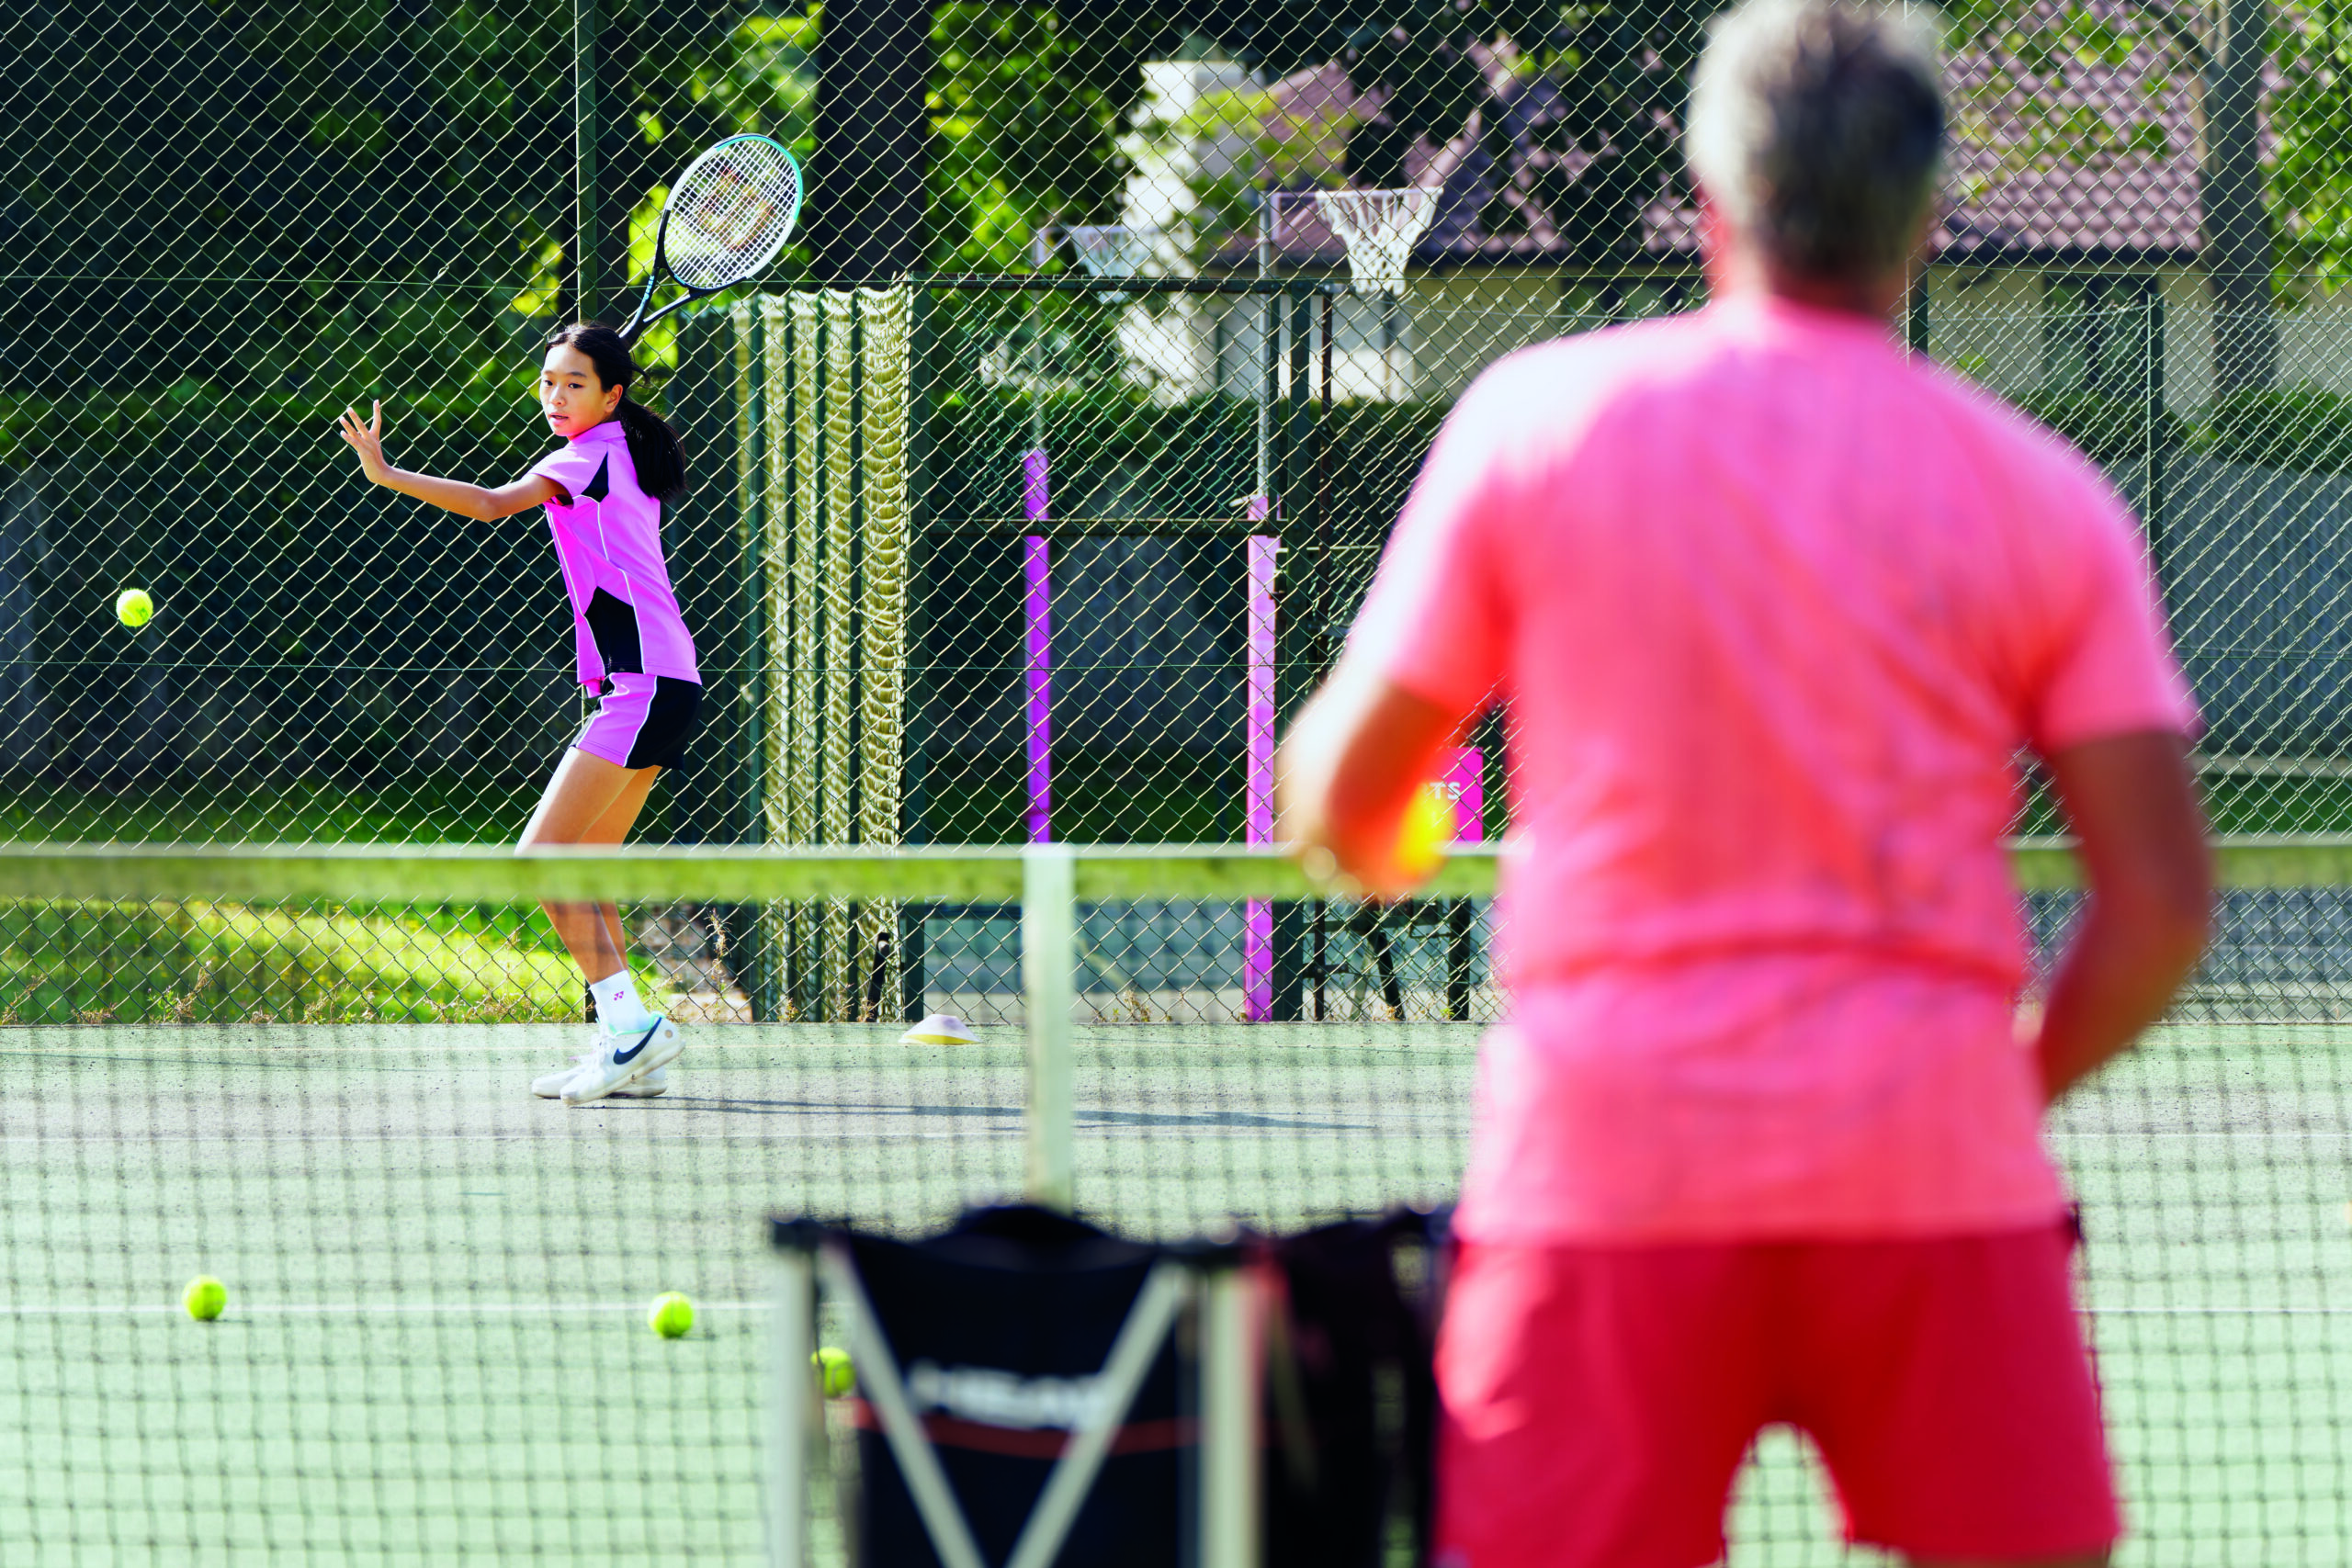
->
[1244, 530, 1279, 1021]
[1023, 449, 1053, 843]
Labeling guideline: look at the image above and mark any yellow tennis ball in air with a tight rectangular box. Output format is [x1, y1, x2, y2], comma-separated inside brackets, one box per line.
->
[1395, 784, 1456, 881]
[183, 1276, 227, 1322]
[648, 1291, 695, 1339]
[813, 1345, 855, 1398]
[115, 589, 153, 629]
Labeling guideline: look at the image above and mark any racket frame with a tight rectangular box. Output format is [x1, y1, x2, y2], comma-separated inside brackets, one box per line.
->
[618, 133, 804, 343]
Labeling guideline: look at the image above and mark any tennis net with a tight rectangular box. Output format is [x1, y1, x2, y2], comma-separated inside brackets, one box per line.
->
[0, 839, 2346, 1565]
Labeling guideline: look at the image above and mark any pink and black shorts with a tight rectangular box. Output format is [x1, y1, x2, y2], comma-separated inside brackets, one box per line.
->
[1434, 1220, 2120, 1568]
[574, 672, 703, 771]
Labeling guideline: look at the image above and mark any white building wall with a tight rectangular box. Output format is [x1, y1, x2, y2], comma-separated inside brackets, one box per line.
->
[1123, 60, 1255, 239]
[1923, 267, 2046, 394]
[2273, 284, 2352, 397]
[2161, 267, 2216, 409]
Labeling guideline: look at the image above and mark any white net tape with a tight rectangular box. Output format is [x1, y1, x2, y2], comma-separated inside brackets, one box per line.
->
[1314, 187, 1441, 297]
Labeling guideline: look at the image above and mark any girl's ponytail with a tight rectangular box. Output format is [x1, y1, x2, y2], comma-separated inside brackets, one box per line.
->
[545, 321, 689, 506]
[615, 398, 688, 505]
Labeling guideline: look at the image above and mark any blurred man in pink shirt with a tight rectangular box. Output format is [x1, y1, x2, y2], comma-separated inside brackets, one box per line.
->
[1279, 3, 2211, 1564]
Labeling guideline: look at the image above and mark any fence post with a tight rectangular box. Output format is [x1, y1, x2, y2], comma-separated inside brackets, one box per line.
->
[899, 284, 933, 1020]
[572, 0, 599, 324]
[1023, 842, 1076, 1211]
[733, 302, 775, 1018]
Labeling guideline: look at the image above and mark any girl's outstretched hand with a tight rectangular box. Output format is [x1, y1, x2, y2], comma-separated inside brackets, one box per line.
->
[338, 400, 393, 483]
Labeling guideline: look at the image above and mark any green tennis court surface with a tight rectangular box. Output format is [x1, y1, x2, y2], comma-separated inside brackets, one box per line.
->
[3, 1020, 2345, 1565]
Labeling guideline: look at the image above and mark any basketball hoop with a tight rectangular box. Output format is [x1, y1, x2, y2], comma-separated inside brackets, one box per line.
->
[1313, 187, 1440, 297]
[1062, 224, 1159, 302]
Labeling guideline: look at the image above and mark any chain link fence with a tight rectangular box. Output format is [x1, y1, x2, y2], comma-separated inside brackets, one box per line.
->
[10, 5, 2352, 1565]
[9, 1, 2352, 1027]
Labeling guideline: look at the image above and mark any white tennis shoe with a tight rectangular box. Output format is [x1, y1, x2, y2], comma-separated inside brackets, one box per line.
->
[560, 1017, 684, 1107]
[532, 1052, 668, 1100]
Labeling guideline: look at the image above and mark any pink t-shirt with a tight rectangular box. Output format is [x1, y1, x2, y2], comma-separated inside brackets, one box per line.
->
[1350, 294, 2198, 1244]
[529, 419, 701, 688]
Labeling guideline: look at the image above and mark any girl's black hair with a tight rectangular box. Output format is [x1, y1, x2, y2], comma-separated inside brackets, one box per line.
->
[545, 321, 688, 505]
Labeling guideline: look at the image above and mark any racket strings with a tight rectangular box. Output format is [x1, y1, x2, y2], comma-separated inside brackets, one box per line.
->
[667, 141, 802, 291]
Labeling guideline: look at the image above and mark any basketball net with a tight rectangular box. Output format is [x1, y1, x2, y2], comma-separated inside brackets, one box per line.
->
[1063, 224, 1158, 302]
[1312, 187, 1440, 297]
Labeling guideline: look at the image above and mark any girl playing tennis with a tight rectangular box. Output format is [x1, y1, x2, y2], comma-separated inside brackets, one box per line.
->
[336, 323, 700, 1106]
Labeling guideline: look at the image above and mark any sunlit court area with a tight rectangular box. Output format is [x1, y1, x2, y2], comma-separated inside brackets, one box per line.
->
[6, 0, 2352, 1562]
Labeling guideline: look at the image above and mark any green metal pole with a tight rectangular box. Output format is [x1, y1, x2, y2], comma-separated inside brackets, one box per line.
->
[573, 0, 600, 325]
[734, 303, 771, 1017]
[899, 286, 934, 1021]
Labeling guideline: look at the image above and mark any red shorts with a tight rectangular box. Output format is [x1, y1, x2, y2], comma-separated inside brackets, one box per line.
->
[1434, 1222, 2120, 1568]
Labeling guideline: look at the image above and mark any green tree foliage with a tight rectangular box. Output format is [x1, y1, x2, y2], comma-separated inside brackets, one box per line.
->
[927, 5, 1178, 268]
[11, 0, 2351, 406]
[1144, 0, 2348, 306]
[1172, 0, 1705, 264]
[2271, 0, 2352, 295]
[0, 0, 755, 404]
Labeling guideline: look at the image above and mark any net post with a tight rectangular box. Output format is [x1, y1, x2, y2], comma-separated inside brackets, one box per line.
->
[1023, 842, 1076, 1211]
[766, 1243, 817, 1568]
[1201, 1260, 1263, 1568]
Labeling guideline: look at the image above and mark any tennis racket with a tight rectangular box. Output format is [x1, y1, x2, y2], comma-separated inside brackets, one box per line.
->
[617, 133, 804, 343]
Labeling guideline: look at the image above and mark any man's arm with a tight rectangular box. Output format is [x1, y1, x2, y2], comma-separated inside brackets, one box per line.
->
[1277, 662, 1467, 897]
[2033, 730, 2211, 1102]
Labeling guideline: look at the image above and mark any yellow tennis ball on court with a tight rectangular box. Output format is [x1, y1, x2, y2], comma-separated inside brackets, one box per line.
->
[115, 589, 153, 629]
[1395, 784, 1456, 881]
[183, 1276, 226, 1321]
[813, 1345, 855, 1397]
[648, 1291, 695, 1339]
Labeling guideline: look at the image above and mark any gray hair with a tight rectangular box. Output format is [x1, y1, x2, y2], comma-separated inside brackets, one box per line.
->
[1685, 0, 1946, 279]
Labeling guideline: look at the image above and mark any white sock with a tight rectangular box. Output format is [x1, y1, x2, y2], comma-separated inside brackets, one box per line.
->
[591, 968, 654, 1032]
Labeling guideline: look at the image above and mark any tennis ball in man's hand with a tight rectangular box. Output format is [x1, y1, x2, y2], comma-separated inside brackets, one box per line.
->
[648, 1292, 695, 1339]
[115, 589, 154, 629]
[183, 1276, 227, 1321]
[813, 1345, 855, 1398]
[1394, 784, 1456, 882]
